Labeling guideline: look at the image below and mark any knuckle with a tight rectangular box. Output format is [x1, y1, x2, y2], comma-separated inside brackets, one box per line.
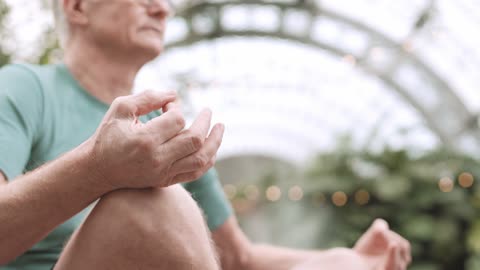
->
[113, 97, 133, 113]
[172, 111, 185, 128]
[193, 154, 208, 168]
[189, 133, 204, 151]
[112, 96, 126, 107]
[134, 136, 152, 152]
[152, 157, 164, 169]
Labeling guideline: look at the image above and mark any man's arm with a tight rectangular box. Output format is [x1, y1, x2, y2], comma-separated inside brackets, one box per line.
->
[0, 144, 110, 264]
[213, 217, 318, 270]
[0, 91, 224, 264]
[213, 217, 411, 270]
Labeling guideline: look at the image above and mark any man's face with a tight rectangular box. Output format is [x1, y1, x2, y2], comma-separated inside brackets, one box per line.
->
[82, 0, 172, 58]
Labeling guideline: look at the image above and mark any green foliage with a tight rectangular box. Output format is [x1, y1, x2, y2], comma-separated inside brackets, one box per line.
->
[298, 146, 480, 270]
[0, 0, 59, 67]
[0, 0, 11, 67]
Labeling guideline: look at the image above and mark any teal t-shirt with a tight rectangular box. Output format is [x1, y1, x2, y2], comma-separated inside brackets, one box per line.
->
[0, 63, 233, 270]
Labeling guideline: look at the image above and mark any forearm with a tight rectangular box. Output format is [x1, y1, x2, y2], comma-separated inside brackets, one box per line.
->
[245, 244, 319, 270]
[0, 141, 109, 264]
[214, 217, 323, 270]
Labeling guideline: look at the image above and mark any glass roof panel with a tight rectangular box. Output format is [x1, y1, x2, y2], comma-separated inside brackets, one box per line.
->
[136, 38, 440, 162]
[2, 0, 479, 160]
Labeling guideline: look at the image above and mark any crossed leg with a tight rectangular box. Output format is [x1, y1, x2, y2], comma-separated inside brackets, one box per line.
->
[54, 185, 219, 270]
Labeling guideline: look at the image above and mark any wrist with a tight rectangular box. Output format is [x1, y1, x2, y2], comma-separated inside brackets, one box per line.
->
[75, 138, 117, 196]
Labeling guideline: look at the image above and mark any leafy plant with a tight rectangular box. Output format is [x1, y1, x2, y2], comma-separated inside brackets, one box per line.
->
[235, 144, 480, 270]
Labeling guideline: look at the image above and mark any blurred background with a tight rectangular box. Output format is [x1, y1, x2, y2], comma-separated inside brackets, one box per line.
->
[1, 0, 480, 269]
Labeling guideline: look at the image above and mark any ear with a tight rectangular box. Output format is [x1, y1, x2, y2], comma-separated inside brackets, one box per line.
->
[63, 0, 88, 25]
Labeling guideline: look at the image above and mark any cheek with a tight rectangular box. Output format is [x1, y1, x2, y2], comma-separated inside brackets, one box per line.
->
[89, 16, 120, 41]
[89, 8, 138, 46]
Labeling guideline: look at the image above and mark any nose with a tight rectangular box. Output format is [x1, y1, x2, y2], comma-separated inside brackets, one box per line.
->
[148, 0, 174, 18]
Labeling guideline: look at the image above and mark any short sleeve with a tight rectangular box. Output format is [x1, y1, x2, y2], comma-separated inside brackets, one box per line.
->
[0, 64, 43, 180]
[184, 168, 234, 231]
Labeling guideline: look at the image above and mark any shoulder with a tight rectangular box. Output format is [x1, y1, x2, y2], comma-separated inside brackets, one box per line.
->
[0, 64, 49, 132]
[0, 63, 47, 95]
[0, 63, 50, 79]
[0, 63, 63, 103]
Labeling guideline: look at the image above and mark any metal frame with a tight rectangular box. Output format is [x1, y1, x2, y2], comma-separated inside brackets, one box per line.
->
[164, 0, 480, 151]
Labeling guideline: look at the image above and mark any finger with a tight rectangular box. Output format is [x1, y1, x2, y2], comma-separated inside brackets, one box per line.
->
[373, 219, 389, 230]
[170, 157, 214, 184]
[189, 108, 212, 142]
[354, 219, 389, 253]
[113, 90, 177, 118]
[163, 99, 181, 113]
[383, 244, 400, 270]
[169, 123, 224, 175]
[160, 111, 215, 161]
[389, 231, 412, 265]
[171, 168, 208, 184]
[142, 107, 186, 144]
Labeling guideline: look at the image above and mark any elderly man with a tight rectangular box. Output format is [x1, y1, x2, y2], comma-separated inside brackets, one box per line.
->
[0, 0, 411, 269]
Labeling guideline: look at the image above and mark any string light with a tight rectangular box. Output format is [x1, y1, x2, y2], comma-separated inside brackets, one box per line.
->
[354, 189, 370, 205]
[266, 186, 282, 202]
[458, 172, 474, 188]
[438, 177, 454, 193]
[223, 184, 237, 200]
[288, 186, 304, 201]
[332, 191, 348, 207]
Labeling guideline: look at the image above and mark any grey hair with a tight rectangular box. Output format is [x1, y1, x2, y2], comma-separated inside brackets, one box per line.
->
[52, 0, 69, 47]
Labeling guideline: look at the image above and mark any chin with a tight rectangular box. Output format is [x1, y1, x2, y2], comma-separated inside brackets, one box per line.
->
[147, 45, 164, 57]
[136, 43, 165, 61]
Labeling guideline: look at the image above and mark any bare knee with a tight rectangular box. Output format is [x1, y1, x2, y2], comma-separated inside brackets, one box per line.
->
[56, 185, 219, 270]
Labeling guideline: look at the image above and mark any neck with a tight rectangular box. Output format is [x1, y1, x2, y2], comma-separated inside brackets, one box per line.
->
[63, 37, 146, 104]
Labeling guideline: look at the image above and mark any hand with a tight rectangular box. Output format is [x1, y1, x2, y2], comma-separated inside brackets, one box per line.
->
[354, 219, 411, 270]
[84, 90, 224, 191]
[291, 219, 411, 270]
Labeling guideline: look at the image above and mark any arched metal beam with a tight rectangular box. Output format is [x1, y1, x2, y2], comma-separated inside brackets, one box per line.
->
[164, 0, 480, 149]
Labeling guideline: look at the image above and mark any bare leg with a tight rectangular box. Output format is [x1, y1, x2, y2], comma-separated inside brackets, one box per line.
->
[54, 185, 219, 270]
